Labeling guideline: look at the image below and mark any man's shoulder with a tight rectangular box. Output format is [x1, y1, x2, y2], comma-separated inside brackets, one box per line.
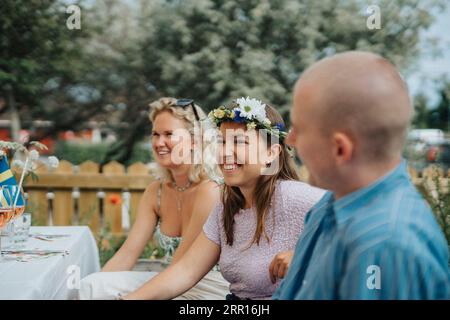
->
[342, 184, 446, 257]
[349, 179, 432, 224]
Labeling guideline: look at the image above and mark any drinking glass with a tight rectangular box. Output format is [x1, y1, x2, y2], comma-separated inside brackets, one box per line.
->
[11, 213, 31, 248]
[0, 187, 14, 262]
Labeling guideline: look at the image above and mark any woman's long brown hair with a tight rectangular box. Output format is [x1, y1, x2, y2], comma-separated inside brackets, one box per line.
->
[222, 104, 299, 246]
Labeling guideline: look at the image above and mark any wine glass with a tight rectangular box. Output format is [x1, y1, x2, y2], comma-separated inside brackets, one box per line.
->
[7, 185, 25, 219]
[4, 185, 26, 250]
[0, 187, 14, 262]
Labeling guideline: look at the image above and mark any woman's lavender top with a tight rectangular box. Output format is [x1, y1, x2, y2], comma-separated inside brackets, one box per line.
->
[203, 180, 325, 299]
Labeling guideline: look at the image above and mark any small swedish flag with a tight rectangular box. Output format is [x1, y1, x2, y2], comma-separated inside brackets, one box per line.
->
[0, 155, 25, 208]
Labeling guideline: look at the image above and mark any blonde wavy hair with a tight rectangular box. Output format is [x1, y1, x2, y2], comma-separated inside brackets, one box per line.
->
[148, 97, 222, 184]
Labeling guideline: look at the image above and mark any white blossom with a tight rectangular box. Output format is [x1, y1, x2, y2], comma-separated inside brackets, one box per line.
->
[48, 156, 59, 169]
[262, 118, 272, 126]
[29, 150, 40, 161]
[235, 97, 267, 121]
[12, 159, 25, 168]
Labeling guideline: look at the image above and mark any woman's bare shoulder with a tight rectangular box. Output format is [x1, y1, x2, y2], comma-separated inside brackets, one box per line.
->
[145, 179, 162, 193]
[139, 180, 163, 213]
[196, 179, 221, 194]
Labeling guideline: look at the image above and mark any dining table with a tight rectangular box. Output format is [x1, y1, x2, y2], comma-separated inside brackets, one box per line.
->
[0, 226, 100, 299]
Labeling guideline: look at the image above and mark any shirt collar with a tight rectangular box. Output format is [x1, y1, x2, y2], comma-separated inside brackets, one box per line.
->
[331, 159, 410, 227]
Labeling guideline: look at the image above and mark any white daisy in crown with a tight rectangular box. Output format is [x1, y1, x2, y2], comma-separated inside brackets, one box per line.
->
[235, 97, 267, 122]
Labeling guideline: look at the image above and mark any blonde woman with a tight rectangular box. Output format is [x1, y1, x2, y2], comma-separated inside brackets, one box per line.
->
[123, 97, 325, 300]
[80, 97, 229, 299]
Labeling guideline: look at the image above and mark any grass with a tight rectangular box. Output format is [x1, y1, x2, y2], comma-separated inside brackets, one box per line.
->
[95, 224, 166, 267]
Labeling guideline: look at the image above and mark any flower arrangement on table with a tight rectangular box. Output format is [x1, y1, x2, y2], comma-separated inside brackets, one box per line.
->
[0, 140, 58, 260]
[0, 141, 59, 183]
[207, 96, 288, 139]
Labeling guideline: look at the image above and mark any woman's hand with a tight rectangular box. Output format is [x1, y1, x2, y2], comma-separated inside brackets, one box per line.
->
[268, 250, 294, 284]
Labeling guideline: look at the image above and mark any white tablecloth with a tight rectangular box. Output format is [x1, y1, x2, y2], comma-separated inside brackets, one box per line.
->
[0, 226, 100, 300]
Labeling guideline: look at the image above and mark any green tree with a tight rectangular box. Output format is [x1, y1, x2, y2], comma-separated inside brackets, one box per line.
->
[0, 0, 95, 142]
[137, 0, 446, 119]
[429, 81, 450, 131]
[412, 93, 432, 129]
[77, 0, 154, 165]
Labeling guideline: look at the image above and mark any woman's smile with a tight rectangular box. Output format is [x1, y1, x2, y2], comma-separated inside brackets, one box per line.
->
[222, 163, 243, 173]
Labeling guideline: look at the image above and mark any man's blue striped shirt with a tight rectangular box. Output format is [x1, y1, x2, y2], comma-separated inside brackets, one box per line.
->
[273, 160, 450, 299]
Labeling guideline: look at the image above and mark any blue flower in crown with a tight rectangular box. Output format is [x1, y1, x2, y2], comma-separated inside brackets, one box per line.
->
[275, 123, 286, 132]
[232, 109, 246, 123]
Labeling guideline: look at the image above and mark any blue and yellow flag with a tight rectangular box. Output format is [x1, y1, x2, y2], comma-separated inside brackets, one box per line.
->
[0, 155, 25, 208]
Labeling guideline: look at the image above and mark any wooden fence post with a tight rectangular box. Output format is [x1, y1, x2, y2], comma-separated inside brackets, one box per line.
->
[78, 161, 100, 233]
[52, 160, 74, 225]
[103, 161, 125, 235]
[127, 162, 150, 224]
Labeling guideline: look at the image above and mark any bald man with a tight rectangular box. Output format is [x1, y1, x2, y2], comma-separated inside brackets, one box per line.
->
[273, 51, 450, 300]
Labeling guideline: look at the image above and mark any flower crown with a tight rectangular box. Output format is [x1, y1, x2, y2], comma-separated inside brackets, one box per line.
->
[208, 97, 287, 140]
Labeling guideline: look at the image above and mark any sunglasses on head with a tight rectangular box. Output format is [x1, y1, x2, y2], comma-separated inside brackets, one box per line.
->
[176, 98, 200, 121]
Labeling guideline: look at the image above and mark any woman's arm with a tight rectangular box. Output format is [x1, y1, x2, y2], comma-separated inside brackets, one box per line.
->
[171, 181, 220, 263]
[124, 232, 220, 300]
[102, 181, 159, 272]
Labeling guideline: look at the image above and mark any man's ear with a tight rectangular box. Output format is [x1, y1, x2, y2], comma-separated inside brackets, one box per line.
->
[332, 132, 354, 165]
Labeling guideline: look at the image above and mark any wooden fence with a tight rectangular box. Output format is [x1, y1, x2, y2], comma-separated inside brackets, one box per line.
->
[15, 160, 154, 235]
[15, 161, 450, 236]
